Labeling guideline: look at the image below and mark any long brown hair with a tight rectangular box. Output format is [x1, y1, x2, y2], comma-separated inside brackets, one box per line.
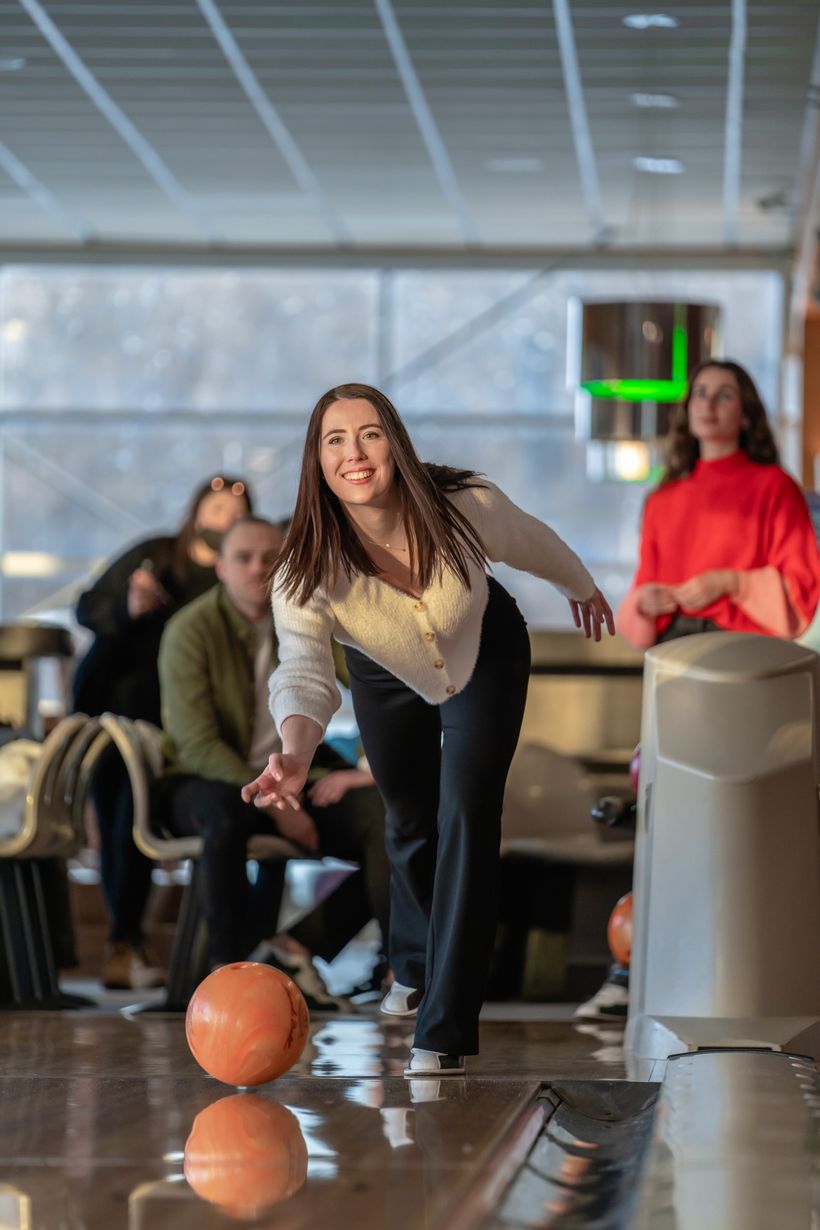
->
[276, 383, 487, 604]
[660, 359, 779, 486]
[173, 475, 253, 579]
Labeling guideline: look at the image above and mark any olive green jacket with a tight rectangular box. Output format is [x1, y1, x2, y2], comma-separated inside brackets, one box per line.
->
[158, 585, 347, 788]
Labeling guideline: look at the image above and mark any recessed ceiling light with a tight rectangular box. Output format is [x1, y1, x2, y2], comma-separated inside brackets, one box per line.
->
[631, 92, 679, 109]
[0, 57, 26, 72]
[485, 157, 543, 174]
[623, 14, 679, 29]
[633, 156, 685, 174]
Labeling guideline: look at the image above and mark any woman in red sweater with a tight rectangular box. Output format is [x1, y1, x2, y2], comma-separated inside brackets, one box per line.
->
[618, 359, 820, 649]
[577, 360, 820, 1026]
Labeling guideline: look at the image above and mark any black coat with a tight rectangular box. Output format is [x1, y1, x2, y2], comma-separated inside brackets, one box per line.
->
[72, 535, 216, 724]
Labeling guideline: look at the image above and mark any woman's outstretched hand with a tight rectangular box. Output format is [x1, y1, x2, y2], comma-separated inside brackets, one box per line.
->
[241, 753, 310, 812]
[569, 587, 616, 642]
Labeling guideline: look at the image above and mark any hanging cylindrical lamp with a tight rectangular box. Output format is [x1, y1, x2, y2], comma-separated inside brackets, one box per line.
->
[572, 300, 720, 481]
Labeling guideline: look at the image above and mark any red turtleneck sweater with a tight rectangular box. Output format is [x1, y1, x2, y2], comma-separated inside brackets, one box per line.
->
[617, 452, 820, 648]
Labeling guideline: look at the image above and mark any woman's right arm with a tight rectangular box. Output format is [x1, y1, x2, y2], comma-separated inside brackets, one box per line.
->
[241, 715, 325, 810]
[76, 538, 164, 636]
[268, 583, 342, 734]
[241, 583, 341, 810]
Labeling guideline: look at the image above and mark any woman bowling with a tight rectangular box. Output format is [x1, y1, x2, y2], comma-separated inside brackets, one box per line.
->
[618, 359, 820, 648]
[242, 383, 614, 1076]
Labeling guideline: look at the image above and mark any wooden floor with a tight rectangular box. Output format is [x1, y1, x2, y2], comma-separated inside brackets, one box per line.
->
[0, 1005, 661, 1229]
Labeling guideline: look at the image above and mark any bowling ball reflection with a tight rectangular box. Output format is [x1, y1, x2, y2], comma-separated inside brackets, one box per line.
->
[186, 962, 309, 1086]
[607, 892, 632, 967]
[184, 1093, 308, 1220]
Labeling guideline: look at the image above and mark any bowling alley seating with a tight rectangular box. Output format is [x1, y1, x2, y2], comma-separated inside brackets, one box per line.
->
[501, 742, 634, 997]
[96, 713, 303, 1010]
[0, 712, 106, 1007]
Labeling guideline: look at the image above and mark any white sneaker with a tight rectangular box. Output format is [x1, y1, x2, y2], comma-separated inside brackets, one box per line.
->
[403, 1048, 465, 1076]
[408, 1079, 445, 1103]
[573, 980, 629, 1023]
[272, 951, 355, 1014]
[381, 1107, 415, 1147]
[380, 982, 422, 1017]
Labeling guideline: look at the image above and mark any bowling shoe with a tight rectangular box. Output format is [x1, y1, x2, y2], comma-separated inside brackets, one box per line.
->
[380, 982, 422, 1017]
[407, 1079, 446, 1103]
[572, 978, 628, 1023]
[403, 1048, 465, 1076]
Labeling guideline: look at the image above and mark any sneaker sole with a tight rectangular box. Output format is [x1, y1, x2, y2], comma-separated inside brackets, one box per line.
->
[403, 1070, 465, 1077]
[403, 1064, 465, 1077]
[573, 1008, 628, 1023]
[380, 1004, 419, 1018]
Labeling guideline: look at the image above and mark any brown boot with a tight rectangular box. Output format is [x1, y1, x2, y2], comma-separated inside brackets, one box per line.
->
[102, 942, 166, 990]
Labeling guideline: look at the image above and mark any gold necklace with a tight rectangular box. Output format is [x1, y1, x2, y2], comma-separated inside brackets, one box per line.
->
[360, 530, 408, 552]
[367, 537, 408, 552]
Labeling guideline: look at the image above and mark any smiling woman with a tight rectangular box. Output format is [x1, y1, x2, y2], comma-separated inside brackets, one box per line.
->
[275, 384, 489, 606]
[242, 382, 614, 1077]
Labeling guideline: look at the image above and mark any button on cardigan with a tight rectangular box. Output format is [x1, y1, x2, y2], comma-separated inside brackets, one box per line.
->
[269, 480, 596, 735]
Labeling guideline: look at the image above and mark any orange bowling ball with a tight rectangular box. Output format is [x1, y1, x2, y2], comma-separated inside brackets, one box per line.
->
[184, 1093, 308, 1220]
[186, 962, 309, 1087]
[607, 892, 633, 967]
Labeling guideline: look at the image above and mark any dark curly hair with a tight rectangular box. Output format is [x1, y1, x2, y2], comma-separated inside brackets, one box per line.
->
[660, 359, 779, 486]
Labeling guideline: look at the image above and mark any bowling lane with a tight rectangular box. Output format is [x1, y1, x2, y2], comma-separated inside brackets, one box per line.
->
[0, 1011, 641, 1082]
[0, 1011, 650, 1229]
[0, 1073, 540, 1228]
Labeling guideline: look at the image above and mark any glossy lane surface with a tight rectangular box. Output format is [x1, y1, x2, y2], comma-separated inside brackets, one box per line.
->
[0, 1010, 640, 1229]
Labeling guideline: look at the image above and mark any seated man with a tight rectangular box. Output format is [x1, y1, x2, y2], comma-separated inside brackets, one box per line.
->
[153, 515, 389, 998]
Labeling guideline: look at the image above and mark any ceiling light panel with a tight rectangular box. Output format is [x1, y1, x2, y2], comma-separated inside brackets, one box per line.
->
[622, 14, 680, 30]
[631, 92, 679, 108]
[0, 0, 816, 251]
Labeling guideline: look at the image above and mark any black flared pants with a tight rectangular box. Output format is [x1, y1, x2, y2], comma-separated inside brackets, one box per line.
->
[345, 577, 530, 1055]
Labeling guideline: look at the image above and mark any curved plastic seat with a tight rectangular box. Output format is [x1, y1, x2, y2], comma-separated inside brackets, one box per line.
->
[98, 714, 201, 862]
[0, 713, 98, 861]
[0, 713, 102, 1008]
[97, 714, 301, 864]
[97, 713, 302, 1009]
[502, 742, 633, 867]
[500, 742, 635, 995]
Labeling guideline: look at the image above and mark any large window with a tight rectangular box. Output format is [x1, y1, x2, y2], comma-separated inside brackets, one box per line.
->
[0, 264, 783, 625]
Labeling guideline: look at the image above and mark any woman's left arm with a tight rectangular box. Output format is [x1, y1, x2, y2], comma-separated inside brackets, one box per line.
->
[731, 474, 820, 638]
[464, 481, 614, 638]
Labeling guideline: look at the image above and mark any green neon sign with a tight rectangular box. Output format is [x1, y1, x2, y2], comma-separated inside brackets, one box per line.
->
[581, 315, 689, 403]
[580, 378, 687, 402]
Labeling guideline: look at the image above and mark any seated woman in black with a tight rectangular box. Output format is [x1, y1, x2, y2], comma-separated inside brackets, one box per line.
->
[73, 475, 252, 990]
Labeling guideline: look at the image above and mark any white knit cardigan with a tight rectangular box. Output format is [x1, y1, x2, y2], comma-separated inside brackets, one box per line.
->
[269, 480, 595, 734]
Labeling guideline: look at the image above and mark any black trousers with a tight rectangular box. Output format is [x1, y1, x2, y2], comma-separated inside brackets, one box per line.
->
[93, 745, 155, 946]
[345, 577, 530, 1055]
[152, 775, 389, 968]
